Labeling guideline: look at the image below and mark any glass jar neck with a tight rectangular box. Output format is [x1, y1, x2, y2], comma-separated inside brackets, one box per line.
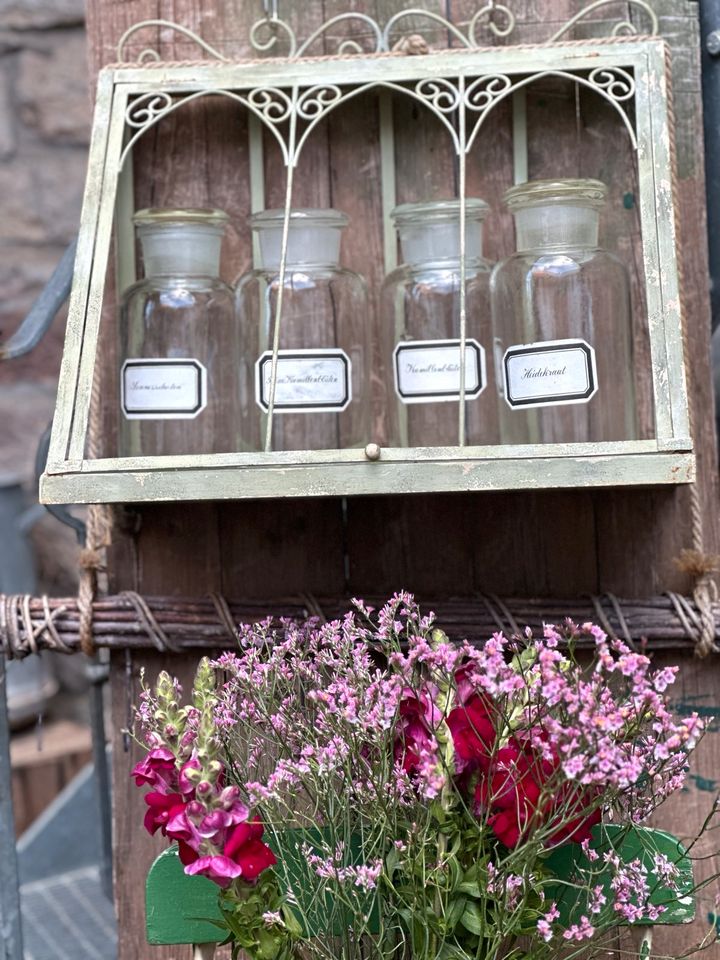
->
[512, 204, 600, 252]
[138, 223, 223, 277]
[398, 218, 484, 266]
[255, 224, 343, 271]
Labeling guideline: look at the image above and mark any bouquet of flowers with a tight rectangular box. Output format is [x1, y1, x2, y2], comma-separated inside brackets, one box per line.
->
[132, 594, 717, 960]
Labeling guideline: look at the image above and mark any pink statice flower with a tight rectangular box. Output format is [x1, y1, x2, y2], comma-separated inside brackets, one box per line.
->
[563, 915, 595, 941]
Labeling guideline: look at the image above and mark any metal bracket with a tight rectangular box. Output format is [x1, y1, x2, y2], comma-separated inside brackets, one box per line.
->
[0, 238, 76, 361]
[34, 424, 87, 545]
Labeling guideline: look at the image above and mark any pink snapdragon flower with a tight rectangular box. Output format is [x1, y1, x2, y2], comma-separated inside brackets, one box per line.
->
[132, 747, 177, 794]
[142, 791, 185, 836]
[395, 686, 441, 776]
[183, 817, 277, 888]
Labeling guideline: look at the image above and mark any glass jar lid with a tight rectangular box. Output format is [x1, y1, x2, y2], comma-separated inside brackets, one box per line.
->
[249, 208, 349, 230]
[133, 207, 230, 227]
[391, 198, 489, 226]
[504, 179, 607, 212]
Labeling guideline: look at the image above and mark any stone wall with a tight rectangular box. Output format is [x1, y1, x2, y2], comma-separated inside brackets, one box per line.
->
[0, 0, 90, 593]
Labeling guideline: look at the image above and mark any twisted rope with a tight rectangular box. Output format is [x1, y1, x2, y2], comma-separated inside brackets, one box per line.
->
[77, 343, 114, 657]
[103, 31, 658, 72]
[664, 43, 720, 658]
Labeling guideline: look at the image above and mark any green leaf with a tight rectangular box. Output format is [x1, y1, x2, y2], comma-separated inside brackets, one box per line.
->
[385, 845, 399, 878]
[456, 881, 482, 898]
[460, 902, 485, 936]
[281, 905, 303, 937]
[444, 897, 468, 933]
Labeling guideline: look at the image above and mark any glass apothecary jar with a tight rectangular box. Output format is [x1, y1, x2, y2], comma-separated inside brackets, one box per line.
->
[117, 208, 240, 457]
[380, 199, 497, 447]
[491, 179, 637, 445]
[235, 208, 372, 452]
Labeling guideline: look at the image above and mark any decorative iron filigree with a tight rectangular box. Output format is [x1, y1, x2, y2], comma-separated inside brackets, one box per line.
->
[246, 87, 293, 124]
[116, 1, 659, 64]
[119, 60, 639, 171]
[297, 85, 344, 120]
[464, 74, 514, 113]
[125, 92, 173, 128]
[588, 66, 636, 102]
[119, 88, 294, 169]
[415, 78, 462, 114]
[464, 69, 638, 153]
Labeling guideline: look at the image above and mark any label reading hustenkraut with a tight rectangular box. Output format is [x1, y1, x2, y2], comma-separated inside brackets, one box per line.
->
[255, 349, 351, 413]
[502, 339, 598, 409]
[121, 358, 207, 419]
[394, 339, 486, 404]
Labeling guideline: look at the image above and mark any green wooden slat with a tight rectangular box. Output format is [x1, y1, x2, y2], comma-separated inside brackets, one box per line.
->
[146, 848, 225, 945]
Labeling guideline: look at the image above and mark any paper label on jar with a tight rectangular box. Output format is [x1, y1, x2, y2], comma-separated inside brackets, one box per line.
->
[394, 339, 486, 404]
[255, 349, 352, 413]
[502, 339, 598, 409]
[121, 358, 207, 419]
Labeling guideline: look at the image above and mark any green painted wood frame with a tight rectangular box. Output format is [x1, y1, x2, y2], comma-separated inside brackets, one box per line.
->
[40, 38, 694, 505]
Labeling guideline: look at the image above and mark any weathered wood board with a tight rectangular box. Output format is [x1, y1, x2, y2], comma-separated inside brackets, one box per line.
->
[77, 0, 720, 956]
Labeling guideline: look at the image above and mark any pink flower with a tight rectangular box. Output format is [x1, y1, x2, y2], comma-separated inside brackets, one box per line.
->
[132, 748, 177, 794]
[182, 816, 277, 887]
[165, 805, 202, 847]
[143, 792, 185, 836]
[178, 758, 202, 796]
[184, 855, 245, 887]
[197, 799, 250, 840]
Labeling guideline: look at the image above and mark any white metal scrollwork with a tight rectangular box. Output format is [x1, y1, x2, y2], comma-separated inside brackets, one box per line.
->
[116, 1, 659, 63]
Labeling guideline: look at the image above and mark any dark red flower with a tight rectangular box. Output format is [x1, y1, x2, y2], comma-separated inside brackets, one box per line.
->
[131, 748, 177, 794]
[487, 809, 523, 848]
[547, 785, 602, 846]
[447, 694, 496, 772]
[182, 816, 277, 887]
[143, 791, 185, 836]
[475, 740, 549, 847]
[476, 739, 601, 849]
[224, 818, 277, 881]
[395, 689, 439, 775]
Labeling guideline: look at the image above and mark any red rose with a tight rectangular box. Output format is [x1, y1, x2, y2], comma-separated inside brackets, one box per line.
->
[447, 694, 496, 773]
[487, 809, 523, 848]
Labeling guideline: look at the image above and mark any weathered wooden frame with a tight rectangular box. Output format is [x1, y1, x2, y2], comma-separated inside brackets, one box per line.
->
[40, 38, 694, 504]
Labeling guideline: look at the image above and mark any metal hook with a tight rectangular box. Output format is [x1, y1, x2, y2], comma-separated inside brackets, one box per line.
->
[34, 423, 87, 546]
[263, 0, 279, 21]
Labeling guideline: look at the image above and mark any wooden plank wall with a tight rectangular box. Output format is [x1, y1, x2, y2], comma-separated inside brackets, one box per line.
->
[79, 1, 720, 956]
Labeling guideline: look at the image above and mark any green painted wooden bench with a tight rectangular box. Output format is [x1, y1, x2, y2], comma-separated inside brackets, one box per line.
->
[146, 826, 694, 958]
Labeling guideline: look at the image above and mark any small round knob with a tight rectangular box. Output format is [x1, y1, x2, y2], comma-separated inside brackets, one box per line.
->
[708, 30, 720, 56]
[364, 443, 381, 462]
